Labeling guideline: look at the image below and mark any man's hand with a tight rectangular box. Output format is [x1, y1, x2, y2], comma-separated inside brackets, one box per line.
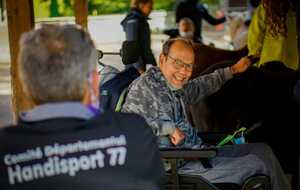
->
[169, 128, 185, 145]
[230, 56, 252, 75]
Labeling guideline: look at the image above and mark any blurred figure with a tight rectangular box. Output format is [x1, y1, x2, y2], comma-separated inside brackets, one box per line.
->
[228, 15, 249, 50]
[175, 0, 226, 42]
[227, 0, 260, 50]
[121, 0, 156, 73]
[178, 17, 201, 43]
[248, 0, 299, 70]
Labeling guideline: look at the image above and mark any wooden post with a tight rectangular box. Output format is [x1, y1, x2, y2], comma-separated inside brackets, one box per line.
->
[74, 0, 88, 29]
[6, 0, 34, 120]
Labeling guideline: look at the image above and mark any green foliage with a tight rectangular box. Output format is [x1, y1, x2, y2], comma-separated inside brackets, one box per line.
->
[88, 0, 129, 15]
[34, 0, 220, 17]
[154, 0, 176, 11]
[202, 0, 220, 5]
[88, 0, 177, 15]
[34, 0, 74, 18]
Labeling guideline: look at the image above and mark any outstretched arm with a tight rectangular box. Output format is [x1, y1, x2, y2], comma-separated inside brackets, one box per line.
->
[183, 57, 251, 104]
[199, 4, 226, 25]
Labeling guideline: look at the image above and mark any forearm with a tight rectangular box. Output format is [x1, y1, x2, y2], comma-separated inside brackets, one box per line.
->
[126, 109, 175, 136]
[205, 16, 226, 25]
[146, 119, 176, 136]
[122, 92, 175, 136]
[184, 67, 233, 104]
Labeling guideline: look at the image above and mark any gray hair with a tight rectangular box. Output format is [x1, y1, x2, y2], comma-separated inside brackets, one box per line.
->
[18, 24, 97, 104]
[162, 37, 194, 56]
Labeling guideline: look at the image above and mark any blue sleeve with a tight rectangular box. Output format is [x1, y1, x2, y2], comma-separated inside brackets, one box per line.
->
[125, 18, 139, 41]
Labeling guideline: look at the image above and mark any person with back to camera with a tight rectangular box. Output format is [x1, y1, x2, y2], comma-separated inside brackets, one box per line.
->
[122, 37, 292, 190]
[121, 0, 156, 73]
[0, 24, 165, 190]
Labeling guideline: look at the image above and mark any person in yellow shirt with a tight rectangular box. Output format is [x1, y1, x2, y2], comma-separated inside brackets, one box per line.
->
[248, 0, 299, 70]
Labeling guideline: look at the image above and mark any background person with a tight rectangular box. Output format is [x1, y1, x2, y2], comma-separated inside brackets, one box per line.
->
[121, 0, 156, 73]
[175, 0, 226, 42]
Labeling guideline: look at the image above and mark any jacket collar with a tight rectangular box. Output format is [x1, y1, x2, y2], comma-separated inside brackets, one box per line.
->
[19, 102, 95, 122]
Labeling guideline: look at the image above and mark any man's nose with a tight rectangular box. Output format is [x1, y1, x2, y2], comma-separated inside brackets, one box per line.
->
[178, 65, 190, 73]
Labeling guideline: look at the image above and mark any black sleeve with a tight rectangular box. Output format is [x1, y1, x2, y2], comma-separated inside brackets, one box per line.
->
[119, 113, 166, 189]
[198, 4, 226, 25]
[138, 118, 166, 188]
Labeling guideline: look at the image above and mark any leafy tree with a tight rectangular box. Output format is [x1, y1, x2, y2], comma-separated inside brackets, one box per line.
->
[34, 0, 220, 17]
[154, 0, 176, 11]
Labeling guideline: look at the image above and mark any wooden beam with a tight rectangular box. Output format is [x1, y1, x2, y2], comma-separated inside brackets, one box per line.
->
[6, 0, 34, 119]
[74, 0, 88, 28]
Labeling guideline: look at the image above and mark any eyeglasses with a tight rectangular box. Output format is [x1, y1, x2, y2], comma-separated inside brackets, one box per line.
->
[167, 55, 194, 72]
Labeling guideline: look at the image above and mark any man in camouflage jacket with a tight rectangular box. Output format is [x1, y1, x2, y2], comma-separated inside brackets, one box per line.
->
[122, 65, 232, 148]
[122, 38, 291, 190]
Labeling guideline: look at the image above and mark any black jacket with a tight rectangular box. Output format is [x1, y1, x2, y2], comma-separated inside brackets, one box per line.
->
[0, 111, 165, 190]
[175, 0, 226, 40]
[121, 8, 156, 67]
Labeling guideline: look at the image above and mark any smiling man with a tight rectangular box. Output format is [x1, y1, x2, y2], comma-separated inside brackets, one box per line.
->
[122, 37, 250, 148]
[122, 38, 291, 190]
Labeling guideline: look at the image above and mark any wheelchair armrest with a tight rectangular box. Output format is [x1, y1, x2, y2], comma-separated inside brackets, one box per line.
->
[160, 148, 218, 190]
[160, 147, 217, 159]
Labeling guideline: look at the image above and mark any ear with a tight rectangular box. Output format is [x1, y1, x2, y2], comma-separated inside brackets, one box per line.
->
[159, 53, 166, 68]
[82, 70, 100, 105]
[90, 70, 100, 98]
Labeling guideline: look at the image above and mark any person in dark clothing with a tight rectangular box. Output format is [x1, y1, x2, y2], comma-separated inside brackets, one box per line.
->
[121, 0, 156, 73]
[0, 24, 165, 190]
[175, 0, 226, 41]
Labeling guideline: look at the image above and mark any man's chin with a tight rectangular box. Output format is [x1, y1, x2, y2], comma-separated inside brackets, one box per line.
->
[171, 83, 184, 90]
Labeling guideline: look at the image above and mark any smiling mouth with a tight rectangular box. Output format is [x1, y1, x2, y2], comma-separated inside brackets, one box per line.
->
[174, 75, 186, 82]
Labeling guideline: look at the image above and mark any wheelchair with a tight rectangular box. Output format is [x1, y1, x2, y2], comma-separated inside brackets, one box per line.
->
[97, 40, 271, 190]
[161, 145, 270, 190]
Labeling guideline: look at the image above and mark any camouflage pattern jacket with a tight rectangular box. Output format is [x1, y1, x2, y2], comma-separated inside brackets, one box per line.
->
[122, 67, 233, 148]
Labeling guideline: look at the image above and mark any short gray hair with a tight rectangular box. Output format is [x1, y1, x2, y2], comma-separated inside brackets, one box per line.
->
[162, 37, 194, 56]
[18, 24, 97, 104]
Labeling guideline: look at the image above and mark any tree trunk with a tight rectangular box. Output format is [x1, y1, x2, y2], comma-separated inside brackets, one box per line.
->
[6, 0, 34, 121]
[74, 0, 88, 29]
